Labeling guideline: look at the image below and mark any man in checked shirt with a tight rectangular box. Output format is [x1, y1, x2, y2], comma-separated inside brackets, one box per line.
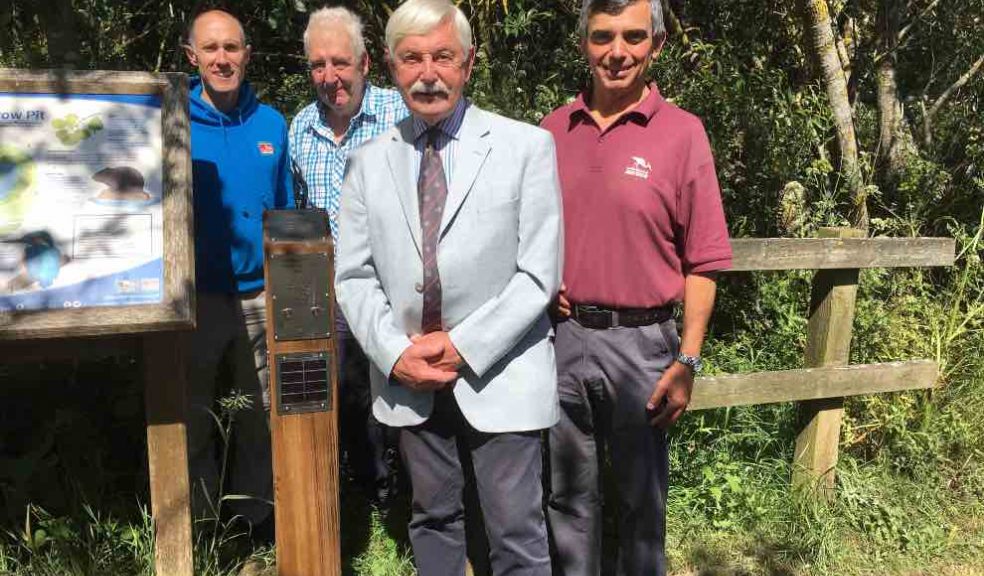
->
[288, 6, 408, 507]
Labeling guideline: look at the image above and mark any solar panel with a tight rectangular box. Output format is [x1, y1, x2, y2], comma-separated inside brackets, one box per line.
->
[275, 351, 332, 415]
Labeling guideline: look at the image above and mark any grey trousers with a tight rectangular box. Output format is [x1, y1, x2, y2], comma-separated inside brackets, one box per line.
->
[400, 389, 551, 576]
[547, 317, 678, 576]
[335, 309, 390, 493]
[186, 291, 272, 526]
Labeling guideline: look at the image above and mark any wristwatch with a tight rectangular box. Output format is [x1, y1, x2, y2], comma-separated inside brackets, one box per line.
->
[675, 353, 703, 375]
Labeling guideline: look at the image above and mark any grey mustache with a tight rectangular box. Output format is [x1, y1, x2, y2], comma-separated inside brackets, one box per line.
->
[409, 79, 450, 97]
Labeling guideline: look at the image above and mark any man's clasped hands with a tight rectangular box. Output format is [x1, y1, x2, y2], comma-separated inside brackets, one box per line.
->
[392, 331, 463, 391]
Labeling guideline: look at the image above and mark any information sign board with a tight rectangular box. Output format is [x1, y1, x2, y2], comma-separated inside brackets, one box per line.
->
[0, 70, 194, 339]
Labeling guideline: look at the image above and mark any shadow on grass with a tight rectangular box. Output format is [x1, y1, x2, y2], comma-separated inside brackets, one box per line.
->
[338, 466, 413, 576]
[675, 538, 806, 576]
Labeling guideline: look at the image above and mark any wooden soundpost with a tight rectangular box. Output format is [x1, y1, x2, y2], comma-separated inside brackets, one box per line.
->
[262, 209, 340, 576]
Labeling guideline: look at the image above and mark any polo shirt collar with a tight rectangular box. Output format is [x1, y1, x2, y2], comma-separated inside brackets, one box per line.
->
[569, 83, 665, 127]
[413, 97, 469, 143]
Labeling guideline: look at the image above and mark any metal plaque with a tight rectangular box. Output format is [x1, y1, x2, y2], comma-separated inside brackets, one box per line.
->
[266, 209, 329, 242]
[276, 352, 332, 415]
[269, 252, 331, 341]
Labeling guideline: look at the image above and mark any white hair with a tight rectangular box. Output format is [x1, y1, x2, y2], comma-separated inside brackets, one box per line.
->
[385, 0, 472, 55]
[304, 6, 367, 60]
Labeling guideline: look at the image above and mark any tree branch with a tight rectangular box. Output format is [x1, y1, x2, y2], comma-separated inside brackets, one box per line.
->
[922, 54, 984, 147]
[835, 16, 855, 83]
[927, 54, 984, 121]
[110, 27, 156, 56]
[873, 0, 941, 66]
[898, 0, 941, 44]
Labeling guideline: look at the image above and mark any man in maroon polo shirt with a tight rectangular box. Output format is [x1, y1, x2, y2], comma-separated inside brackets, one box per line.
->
[540, 0, 731, 574]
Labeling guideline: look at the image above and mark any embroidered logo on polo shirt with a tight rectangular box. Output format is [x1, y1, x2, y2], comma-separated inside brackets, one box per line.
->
[257, 142, 275, 155]
[624, 156, 652, 179]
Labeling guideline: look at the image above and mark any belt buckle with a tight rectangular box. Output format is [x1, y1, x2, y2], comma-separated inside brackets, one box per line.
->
[584, 305, 617, 328]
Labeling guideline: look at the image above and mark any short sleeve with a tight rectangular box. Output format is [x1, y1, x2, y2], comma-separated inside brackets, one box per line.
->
[676, 126, 731, 274]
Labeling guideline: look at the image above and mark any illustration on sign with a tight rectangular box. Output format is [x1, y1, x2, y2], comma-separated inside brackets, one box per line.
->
[0, 93, 164, 312]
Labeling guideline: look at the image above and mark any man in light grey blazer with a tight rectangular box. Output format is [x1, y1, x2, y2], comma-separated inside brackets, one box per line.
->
[334, 1, 562, 573]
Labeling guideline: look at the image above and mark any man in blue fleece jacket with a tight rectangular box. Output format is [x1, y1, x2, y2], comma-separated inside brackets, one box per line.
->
[182, 7, 292, 529]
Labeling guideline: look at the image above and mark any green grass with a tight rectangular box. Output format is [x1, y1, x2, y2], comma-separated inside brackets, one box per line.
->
[351, 511, 415, 576]
[663, 444, 984, 575]
[2, 451, 979, 576]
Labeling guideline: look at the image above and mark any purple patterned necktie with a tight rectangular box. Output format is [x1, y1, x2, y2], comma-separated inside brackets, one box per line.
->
[418, 127, 447, 333]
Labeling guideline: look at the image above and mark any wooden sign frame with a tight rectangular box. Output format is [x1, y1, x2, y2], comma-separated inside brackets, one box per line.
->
[0, 69, 194, 340]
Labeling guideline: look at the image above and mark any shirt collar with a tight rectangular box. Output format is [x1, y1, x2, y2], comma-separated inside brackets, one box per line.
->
[413, 97, 469, 143]
[568, 83, 665, 128]
[315, 82, 379, 131]
[358, 83, 382, 118]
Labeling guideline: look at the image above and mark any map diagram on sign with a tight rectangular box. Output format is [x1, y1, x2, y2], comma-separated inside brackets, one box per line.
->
[0, 93, 164, 312]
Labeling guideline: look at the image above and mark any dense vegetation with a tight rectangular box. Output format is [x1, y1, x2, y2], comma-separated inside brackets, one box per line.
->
[1, 0, 983, 574]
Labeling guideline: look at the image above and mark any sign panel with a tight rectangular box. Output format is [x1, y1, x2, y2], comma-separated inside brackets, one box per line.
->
[0, 93, 164, 312]
[0, 70, 194, 340]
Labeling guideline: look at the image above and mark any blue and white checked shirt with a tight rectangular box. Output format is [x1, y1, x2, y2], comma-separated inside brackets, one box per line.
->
[289, 83, 409, 240]
[412, 98, 469, 184]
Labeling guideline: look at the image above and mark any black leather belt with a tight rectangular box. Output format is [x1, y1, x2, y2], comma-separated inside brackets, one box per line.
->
[570, 304, 673, 329]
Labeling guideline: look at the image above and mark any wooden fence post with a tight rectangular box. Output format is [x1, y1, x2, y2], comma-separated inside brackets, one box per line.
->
[792, 227, 865, 497]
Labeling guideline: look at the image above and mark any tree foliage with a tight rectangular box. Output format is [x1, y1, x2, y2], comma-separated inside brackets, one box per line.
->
[1, 0, 980, 238]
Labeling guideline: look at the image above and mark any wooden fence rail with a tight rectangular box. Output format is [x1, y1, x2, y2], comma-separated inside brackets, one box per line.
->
[691, 229, 955, 498]
[691, 360, 938, 410]
[729, 237, 955, 270]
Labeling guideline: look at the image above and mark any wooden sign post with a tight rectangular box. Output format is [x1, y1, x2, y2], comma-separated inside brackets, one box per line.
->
[263, 210, 341, 576]
[0, 70, 195, 576]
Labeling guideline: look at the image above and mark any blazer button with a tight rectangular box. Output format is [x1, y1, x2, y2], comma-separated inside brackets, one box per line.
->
[414, 282, 423, 293]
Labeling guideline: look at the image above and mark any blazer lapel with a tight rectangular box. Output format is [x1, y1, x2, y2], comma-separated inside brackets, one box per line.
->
[386, 119, 422, 257]
[440, 105, 491, 237]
